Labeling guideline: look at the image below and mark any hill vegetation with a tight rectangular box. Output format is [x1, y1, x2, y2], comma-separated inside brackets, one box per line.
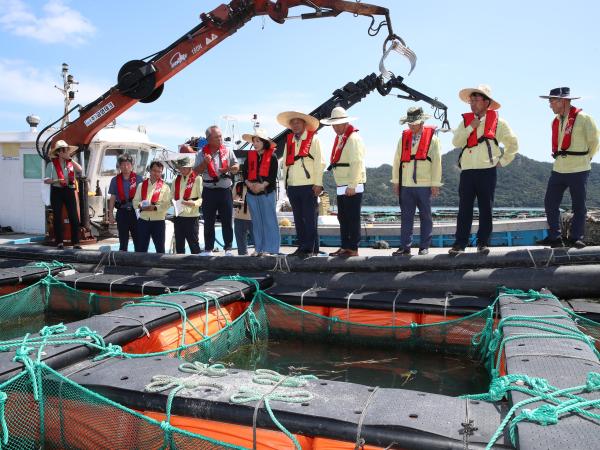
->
[322, 149, 600, 207]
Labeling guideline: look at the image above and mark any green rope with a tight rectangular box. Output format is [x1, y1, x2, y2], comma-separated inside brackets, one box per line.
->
[252, 369, 317, 387]
[0, 391, 8, 448]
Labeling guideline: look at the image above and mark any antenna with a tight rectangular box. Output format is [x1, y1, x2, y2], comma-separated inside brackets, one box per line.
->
[54, 63, 79, 129]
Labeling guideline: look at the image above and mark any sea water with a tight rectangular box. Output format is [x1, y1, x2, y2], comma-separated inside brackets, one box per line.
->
[221, 337, 490, 396]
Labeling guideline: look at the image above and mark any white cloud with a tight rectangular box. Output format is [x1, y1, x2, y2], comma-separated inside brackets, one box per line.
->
[0, 59, 107, 107]
[0, 0, 95, 45]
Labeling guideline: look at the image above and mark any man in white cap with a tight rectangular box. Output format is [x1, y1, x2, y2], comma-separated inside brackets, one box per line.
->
[391, 106, 442, 256]
[277, 110, 325, 258]
[537, 87, 598, 249]
[320, 106, 366, 257]
[172, 156, 203, 254]
[449, 85, 519, 255]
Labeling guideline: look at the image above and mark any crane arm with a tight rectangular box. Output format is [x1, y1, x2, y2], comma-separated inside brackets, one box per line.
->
[40, 0, 415, 160]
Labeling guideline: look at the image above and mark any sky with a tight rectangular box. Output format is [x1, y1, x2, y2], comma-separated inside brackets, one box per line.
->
[1, 0, 599, 167]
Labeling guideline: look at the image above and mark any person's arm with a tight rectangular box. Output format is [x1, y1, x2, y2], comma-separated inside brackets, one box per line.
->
[345, 134, 364, 190]
[391, 138, 402, 195]
[265, 154, 279, 190]
[228, 150, 240, 174]
[497, 119, 519, 167]
[585, 114, 599, 160]
[193, 150, 209, 174]
[107, 195, 117, 223]
[430, 136, 443, 188]
[70, 158, 83, 173]
[452, 119, 472, 148]
[132, 182, 142, 210]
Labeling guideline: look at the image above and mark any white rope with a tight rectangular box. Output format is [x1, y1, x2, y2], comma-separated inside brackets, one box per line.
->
[108, 275, 130, 296]
[140, 280, 153, 296]
[391, 289, 403, 328]
[346, 286, 363, 321]
[2, 270, 23, 284]
[354, 386, 379, 450]
[73, 273, 98, 290]
[526, 248, 537, 268]
[443, 291, 452, 319]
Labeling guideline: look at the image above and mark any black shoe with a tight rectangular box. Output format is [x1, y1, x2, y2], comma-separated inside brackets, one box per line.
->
[293, 251, 311, 259]
[56, 243, 64, 250]
[418, 248, 429, 256]
[448, 244, 465, 255]
[392, 248, 411, 256]
[73, 245, 82, 250]
[566, 238, 586, 249]
[288, 249, 303, 257]
[477, 244, 490, 255]
[536, 236, 564, 248]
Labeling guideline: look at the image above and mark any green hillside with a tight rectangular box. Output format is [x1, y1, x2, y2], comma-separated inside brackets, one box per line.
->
[323, 149, 600, 207]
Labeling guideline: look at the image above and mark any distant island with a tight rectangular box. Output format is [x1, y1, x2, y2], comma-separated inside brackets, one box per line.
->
[323, 148, 600, 208]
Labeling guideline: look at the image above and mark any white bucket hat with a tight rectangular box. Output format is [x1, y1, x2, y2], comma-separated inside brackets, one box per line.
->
[320, 106, 357, 126]
[276, 111, 319, 132]
[458, 84, 501, 110]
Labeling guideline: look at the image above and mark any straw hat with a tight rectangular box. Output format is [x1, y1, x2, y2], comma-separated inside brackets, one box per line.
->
[276, 111, 319, 132]
[399, 106, 431, 125]
[49, 139, 78, 158]
[241, 128, 275, 146]
[539, 87, 580, 100]
[320, 106, 357, 126]
[458, 84, 501, 110]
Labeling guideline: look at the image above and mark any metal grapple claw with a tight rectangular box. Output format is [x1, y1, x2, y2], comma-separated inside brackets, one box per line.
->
[379, 38, 417, 79]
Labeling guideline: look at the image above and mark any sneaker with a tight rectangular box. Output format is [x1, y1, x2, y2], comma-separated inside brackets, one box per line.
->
[56, 243, 64, 250]
[392, 248, 411, 256]
[224, 250, 234, 256]
[418, 248, 429, 256]
[200, 250, 214, 257]
[566, 238, 586, 249]
[340, 249, 359, 257]
[328, 248, 345, 257]
[448, 244, 465, 255]
[535, 236, 564, 248]
[477, 244, 490, 255]
[250, 251, 259, 257]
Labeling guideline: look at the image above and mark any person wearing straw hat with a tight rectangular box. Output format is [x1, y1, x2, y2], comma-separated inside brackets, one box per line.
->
[193, 125, 239, 256]
[133, 160, 171, 253]
[536, 87, 599, 249]
[277, 110, 325, 258]
[449, 85, 519, 255]
[391, 106, 442, 256]
[320, 106, 366, 257]
[107, 153, 143, 251]
[241, 128, 280, 256]
[43, 140, 83, 249]
[171, 156, 203, 254]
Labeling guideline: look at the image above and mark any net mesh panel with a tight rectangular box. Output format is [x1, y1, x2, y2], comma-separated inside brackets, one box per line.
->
[261, 293, 491, 359]
[572, 311, 600, 349]
[0, 365, 240, 449]
[0, 277, 144, 341]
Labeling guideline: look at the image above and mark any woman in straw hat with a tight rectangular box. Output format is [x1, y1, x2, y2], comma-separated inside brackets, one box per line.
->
[320, 106, 366, 257]
[449, 84, 518, 256]
[43, 140, 83, 249]
[277, 110, 325, 258]
[241, 128, 280, 256]
[171, 156, 203, 254]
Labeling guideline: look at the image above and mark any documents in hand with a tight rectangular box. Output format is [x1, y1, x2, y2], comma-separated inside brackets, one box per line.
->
[172, 199, 184, 217]
[41, 183, 50, 206]
[336, 183, 364, 196]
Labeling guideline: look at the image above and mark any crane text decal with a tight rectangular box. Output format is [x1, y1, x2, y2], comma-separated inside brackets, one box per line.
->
[191, 33, 219, 55]
[84, 102, 115, 127]
[169, 52, 188, 69]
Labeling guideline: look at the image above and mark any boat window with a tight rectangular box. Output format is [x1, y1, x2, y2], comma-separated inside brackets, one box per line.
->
[99, 148, 152, 177]
[23, 154, 43, 179]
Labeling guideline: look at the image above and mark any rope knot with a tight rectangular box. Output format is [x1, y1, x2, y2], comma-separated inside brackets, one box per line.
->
[13, 346, 34, 361]
[40, 323, 67, 337]
[585, 372, 600, 391]
[519, 404, 559, 426]
[74, 326, 94, 338]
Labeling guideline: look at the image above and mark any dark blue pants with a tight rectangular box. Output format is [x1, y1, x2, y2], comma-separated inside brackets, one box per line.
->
[234, 218, 253, 255]
[337, 193, 363, 251]
[202, 188, 233, 251]
[288, 185, 319, 253]
[544, 170, 589, 240]
[400, 187, 433, 250]
[137, 219, 165, 253]
[455, 167, 497, 248]
[174, 216, 200, 254]
[115, 208, 137, 251]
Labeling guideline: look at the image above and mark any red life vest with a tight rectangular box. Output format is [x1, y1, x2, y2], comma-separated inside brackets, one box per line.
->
[51, 158, 75, 187]
[401, 126, 436, 162]
[247, 148, 274, 181]
[463, 110, 498, 149]
[552, 106, 582, 155]
[203, 145, 229, 179]
[174, 172, 197, 200]
[116, 172, 138, 202]
[330, 125, 357, 166]
[285, 130, 316, 166]
[140, 178, 164, 204]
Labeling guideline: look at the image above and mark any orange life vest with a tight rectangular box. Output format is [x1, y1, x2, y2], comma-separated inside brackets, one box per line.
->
[459, 110, 499, 167]
[116, 172, 138, 203]
[401, 126, 436, 162]
[140, 178, 164, 204]
[551, 106, 587, 158]
[51, 158, 75, 187]
[247, 148, 275, 181]
[329, 125, 357, 170]
[174, 172, 197, 201]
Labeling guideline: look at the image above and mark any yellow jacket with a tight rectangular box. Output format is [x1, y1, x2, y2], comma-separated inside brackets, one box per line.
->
[171, 174, 202, 218]
[331, 131, 366, 189]
[133, 178, 171, 221]
[391, 132, 442, 187]
[452, 113, 518, 170]
[551, 110, 599, 173]
[283, 130, 325, 187]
